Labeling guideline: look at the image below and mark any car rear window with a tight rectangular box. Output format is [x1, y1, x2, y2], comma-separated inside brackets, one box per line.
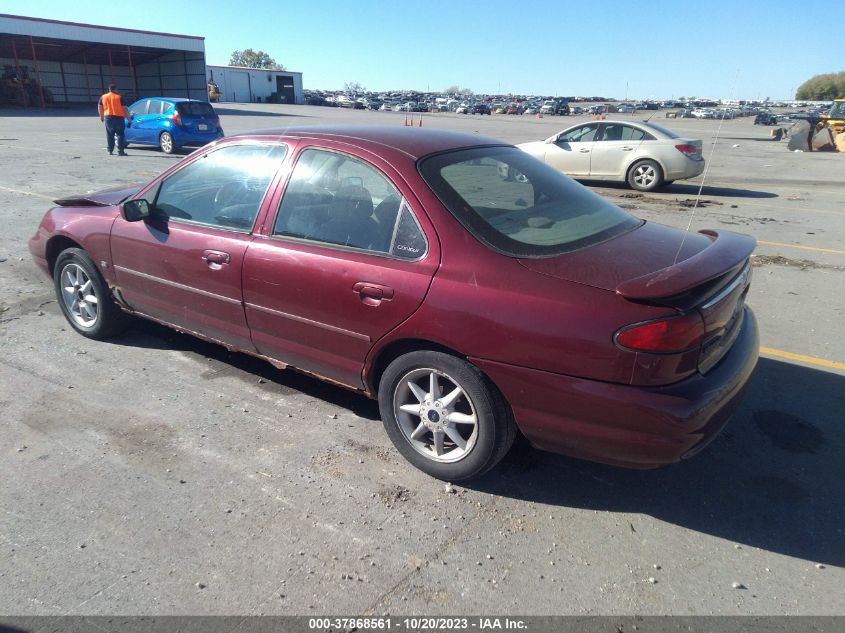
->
[176, 102, 216, 116]
[419, 146, 640, 258]
[642, 122, 680, 138]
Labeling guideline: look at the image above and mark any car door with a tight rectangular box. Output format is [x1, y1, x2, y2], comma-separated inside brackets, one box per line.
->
[110, 142, 288, 349]
[542, 123, 598, 177]
[129, 99, 163, 144]
[242, 145, 439, 389]
[589, 123, 653, 179]
[125, 99, 149, 143]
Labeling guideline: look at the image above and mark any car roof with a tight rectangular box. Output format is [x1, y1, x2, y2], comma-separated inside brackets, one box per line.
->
[135, 97, 202, 104]
[232, 125, 507, 160]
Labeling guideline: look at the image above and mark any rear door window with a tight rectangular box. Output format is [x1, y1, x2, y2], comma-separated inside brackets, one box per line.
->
[273, 148, 426, 258]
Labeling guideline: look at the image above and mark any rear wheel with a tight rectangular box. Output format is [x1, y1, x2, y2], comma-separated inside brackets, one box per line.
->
[627, 159, 663, 192]
[159, 131, 175, 154]
[54, 248, 127, 340]
[378, 351, 516, 481]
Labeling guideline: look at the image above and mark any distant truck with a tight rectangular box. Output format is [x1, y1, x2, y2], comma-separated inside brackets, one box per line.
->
[539, 98, 570, 115]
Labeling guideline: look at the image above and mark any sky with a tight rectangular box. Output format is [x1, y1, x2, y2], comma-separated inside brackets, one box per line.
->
[6, 0, 842, 99]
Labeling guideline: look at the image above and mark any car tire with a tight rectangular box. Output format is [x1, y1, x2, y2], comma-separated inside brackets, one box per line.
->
[378, 351, 516, 481]
[159, 131, 175, 154]
[627, 159, 663, 192]
[54, 248, 128, 340]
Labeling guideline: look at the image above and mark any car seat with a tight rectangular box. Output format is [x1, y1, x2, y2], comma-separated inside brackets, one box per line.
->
[604, 125, 623, 141]
[323, 185, 377, 249]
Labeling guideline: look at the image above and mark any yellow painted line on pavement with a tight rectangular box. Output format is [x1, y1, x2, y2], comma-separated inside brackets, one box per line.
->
[0, 185, 54, 201]
[760, 347, 845, 372]
[757, 240, 845, 255]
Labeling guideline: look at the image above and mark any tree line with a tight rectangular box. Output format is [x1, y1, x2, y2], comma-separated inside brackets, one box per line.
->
[796, 72, 845, 100]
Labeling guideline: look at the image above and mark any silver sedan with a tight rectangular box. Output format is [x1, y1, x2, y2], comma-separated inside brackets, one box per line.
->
[516, 120, 705, 191]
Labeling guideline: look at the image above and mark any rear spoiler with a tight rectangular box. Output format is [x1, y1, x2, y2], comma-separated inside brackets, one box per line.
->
[616, 230, 756, 300]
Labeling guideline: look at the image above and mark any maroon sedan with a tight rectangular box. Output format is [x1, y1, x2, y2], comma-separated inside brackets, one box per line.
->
[29, 126, 758, 481]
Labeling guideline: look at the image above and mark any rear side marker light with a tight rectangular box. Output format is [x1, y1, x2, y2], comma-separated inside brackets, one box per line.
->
[614, 313, 705, 354]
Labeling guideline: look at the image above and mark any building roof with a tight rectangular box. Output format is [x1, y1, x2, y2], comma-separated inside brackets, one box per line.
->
[206, 64, 302, 75]
[0, 13, 205, 51]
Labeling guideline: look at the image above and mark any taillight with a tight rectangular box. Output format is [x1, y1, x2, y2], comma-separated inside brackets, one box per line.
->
[212, 116, 220, 129]
[675, 143, 699, 157]
[171, 111, 183, 127]
[614, 313, 704, 353]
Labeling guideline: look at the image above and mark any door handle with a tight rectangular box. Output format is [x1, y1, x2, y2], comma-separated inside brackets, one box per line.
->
[621, 146, 634, 151]
[579, 148, 590, 153]
[353, 282, 394, 306]
[202, 250, 231, 267]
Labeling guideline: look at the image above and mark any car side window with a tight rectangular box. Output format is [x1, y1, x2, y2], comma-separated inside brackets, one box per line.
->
[150, 100, 166, 115]
[129, 99, 149, 117]
[152, 143, 287, 231]
[557, 124, 598, 143]
[273, 148, 426, 258]
[598, 124, 654, 142]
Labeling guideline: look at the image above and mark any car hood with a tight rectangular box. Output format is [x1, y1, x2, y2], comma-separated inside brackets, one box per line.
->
[54, 183, 142, 207]
[518, 222, 754, 299]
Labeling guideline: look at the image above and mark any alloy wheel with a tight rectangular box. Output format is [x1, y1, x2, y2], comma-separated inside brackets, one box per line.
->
[393, 368, 479, 463]
[60, 263, 99, 328]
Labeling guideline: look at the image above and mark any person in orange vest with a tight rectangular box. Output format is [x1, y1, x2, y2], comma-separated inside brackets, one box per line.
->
[97, 83, 132, 156]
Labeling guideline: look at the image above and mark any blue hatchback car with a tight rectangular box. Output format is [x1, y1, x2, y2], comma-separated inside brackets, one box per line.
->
[125, 97, 224, 154]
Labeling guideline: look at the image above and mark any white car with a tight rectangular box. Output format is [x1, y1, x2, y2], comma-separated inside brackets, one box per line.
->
[516, 120, 705, 191]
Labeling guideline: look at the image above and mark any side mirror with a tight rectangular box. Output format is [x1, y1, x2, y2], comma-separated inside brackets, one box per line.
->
[121, 199, 151, 222]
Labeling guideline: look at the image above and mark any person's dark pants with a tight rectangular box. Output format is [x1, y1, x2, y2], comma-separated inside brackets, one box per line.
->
[104, 116, 126, 153]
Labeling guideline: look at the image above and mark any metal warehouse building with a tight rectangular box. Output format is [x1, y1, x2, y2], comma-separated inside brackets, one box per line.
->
[206, 65, 303, 104]
[0, 13, 207, 107]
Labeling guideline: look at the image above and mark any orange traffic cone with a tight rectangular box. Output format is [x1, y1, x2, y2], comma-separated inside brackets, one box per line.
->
[403, 112, 408, 126]
[410, 112, 415, 126]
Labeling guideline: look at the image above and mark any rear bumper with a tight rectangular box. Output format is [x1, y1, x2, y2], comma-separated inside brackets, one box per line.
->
[665, 157, 705, 181]
[172, 128, 224, 147]
[472, 307, 759, 469]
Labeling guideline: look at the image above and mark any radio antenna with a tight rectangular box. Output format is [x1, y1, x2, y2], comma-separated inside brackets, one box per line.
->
[673, 71, 740, 265]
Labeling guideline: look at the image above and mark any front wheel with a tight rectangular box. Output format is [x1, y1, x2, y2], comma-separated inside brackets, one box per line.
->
[54, 248, 127, 340]
[627, 159, 663, 192]
[378, 351, 516, 481]
[159, 131, 175, 154]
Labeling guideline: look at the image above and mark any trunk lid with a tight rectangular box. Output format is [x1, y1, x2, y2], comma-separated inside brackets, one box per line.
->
[519, 224, 756, 373]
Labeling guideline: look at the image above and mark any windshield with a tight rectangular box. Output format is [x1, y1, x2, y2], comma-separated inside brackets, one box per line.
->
[419, 146, 640, 258]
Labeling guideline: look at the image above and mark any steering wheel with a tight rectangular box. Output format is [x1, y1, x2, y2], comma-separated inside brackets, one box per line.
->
[213, 181, 248, 208]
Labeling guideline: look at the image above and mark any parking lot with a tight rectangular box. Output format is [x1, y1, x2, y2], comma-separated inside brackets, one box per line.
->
[0, 104, 843, 615]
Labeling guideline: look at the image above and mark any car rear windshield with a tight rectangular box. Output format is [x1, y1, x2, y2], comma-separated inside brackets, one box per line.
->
[418, 146, 640, 258]
[176, 102, 216, 116]
[641, 122, 680, 138]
